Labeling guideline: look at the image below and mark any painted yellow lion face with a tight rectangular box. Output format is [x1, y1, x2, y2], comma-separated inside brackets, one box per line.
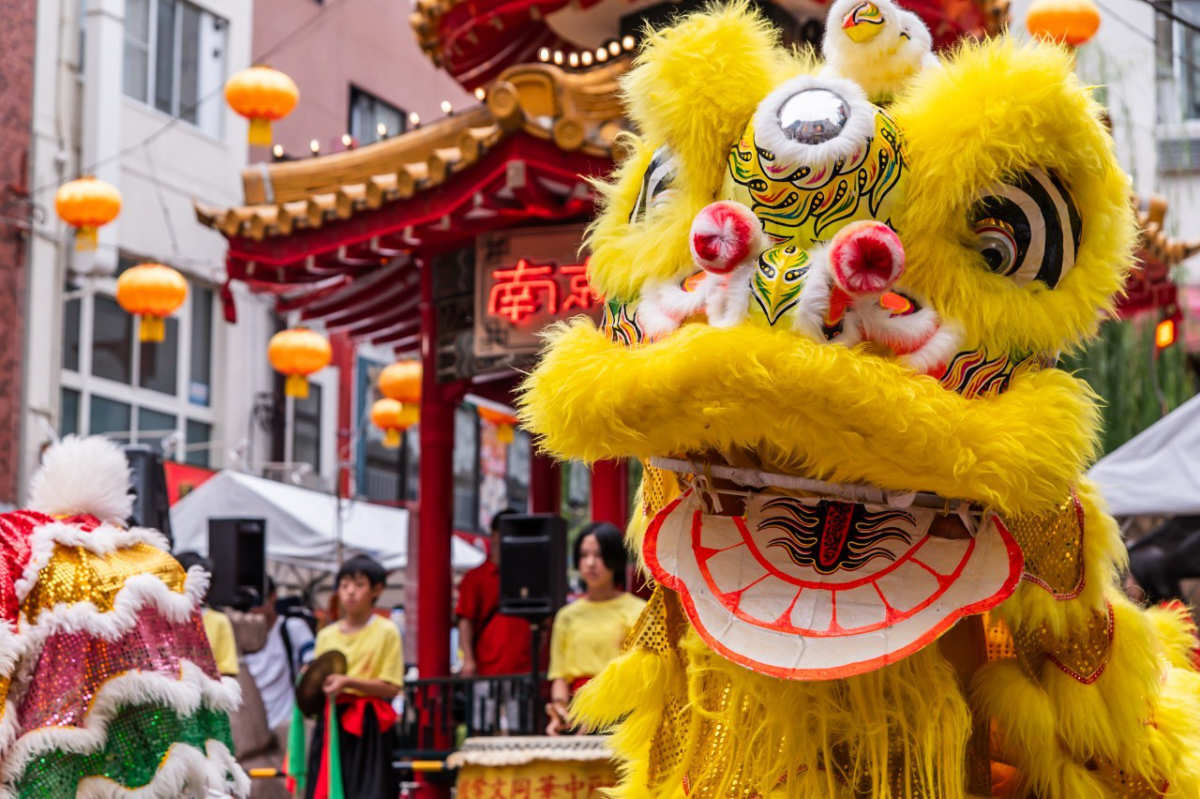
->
[522, 1, 1135, 679]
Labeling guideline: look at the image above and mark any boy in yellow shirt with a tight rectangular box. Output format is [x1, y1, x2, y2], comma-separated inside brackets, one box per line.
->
[306, 555, 404, 799]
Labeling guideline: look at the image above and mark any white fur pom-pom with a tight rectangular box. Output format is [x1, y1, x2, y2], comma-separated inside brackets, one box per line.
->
[28, 435, 133, 524]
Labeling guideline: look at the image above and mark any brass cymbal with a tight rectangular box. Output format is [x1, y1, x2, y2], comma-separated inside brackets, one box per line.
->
[295, 649, 347, 717]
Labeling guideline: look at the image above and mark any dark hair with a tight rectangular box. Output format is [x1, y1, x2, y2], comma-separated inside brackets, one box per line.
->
[489, 508, 519, 535]
[175, 551, 214, 606]
[175, 550, 212, 574]
[266, 576, 277, 596]
[335, 554, 387, 589]
[574, 522, 627, 589]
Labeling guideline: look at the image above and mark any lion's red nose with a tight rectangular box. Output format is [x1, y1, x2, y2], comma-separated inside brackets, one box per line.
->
[828, 220, 905, 296]
[690, 201, 763, 274]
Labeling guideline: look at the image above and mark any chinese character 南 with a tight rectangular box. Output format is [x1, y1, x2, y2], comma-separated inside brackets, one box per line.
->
[488, 258, 558, 324]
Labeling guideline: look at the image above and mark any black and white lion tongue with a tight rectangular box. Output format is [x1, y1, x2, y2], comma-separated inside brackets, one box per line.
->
[644, 489, 1022, 680]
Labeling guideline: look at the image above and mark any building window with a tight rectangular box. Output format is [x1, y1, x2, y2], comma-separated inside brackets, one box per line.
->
[292, 385, 323, 475]
[92, 295, 134, 384]
[190, 287, 213, 406]
[123, 0, 228, 137]
[63, 288, 82, 372]
[61, 388, 81, 437]
[506, 429, 531, 512]
[89, 395, 132, 441]
[61, 260, 219, 464]
[186, 419, 212, 467]
[139, 317, 179, 394]
[348, 85, 406, 145]
[1155, 0, 1200, 122]
[452, 405, 480, 531]
[354, 357, 421, 504]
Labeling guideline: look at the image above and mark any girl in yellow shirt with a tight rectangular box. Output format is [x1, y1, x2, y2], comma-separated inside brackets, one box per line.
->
[546, 522, 645, 734]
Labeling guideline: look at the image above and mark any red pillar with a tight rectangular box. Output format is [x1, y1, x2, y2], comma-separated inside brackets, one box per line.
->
[529, 451, 561, 514]
[590, 459, 628, 527]
[417, 259, 454, 682]
[415, 258, 460, 788]
[331, 331, 355, 501]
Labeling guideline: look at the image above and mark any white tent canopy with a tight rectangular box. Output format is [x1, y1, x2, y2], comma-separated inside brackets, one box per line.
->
[170, 470, 485, 573]
[1088, 393, 1200, 517]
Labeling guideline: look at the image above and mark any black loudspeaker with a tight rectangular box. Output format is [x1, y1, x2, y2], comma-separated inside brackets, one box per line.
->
[207, 518, 267, 609]
[497, 514, 567, 620]
[124, 446, 172, 545]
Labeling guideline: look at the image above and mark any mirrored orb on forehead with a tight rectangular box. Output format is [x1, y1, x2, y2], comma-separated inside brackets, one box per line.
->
[778, 88, 851, 144]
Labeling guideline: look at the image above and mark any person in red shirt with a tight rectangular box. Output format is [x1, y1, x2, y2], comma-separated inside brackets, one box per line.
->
[457, 509, 532, 677]
[456, 510, 533, 733]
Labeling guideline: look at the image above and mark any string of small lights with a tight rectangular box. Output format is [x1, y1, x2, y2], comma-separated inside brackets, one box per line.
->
[537, 35, 637, 69]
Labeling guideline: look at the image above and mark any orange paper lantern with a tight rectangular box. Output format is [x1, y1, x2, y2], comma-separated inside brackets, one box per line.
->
[1026, 0, 1101, 46]
[55, 176, 121, 251]
[115, 263, 188, 342]
[477, 406, 519, 444]
[371, 398, 419, 447]
[268, 328, 331, 398]
[225, 66, 299, 147]
[378, 361, 422, 404]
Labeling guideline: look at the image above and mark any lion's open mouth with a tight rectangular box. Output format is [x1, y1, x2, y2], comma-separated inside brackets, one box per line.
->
[644, 458, 1024, 680]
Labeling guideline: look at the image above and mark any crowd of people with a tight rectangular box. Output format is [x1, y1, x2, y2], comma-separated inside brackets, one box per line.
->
[179, 509, 645, 797]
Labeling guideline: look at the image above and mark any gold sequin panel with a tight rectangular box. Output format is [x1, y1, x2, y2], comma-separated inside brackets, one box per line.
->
[1003, 493, 1085, 600]
[640, 460, 679, 521]
[22, 543, 188, 624]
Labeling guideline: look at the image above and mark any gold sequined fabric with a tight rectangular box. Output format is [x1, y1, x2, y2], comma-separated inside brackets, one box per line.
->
[1042, 605, 1114, 684]
[1011, 604, 1114, 684]
[640, 461, 679, 520]
[984, 612, 1017, 662]
[1003, 493, 1085, 600]
[1090, 757, 1170, 798]
[22, 543, 187, 623]
[625, 585, 688, 655]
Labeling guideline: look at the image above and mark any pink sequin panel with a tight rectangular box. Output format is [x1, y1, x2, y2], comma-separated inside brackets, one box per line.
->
[18, 606, 220, 730]
[0, 510, 51, 625]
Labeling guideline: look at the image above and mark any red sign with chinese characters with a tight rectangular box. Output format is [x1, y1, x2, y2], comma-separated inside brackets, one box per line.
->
[474, 226, 602, 357]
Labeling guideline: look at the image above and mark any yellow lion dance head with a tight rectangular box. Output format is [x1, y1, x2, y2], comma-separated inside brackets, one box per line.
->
[522, 3, 1200, 797]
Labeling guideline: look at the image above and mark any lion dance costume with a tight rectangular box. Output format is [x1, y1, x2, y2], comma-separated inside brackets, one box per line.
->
[521, 2, 1200, 796]
[0, 437, 247, 798]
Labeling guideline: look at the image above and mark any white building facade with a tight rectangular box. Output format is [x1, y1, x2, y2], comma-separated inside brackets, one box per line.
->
[1011, 0, 1200, 270]
[19, 0, 342, 501]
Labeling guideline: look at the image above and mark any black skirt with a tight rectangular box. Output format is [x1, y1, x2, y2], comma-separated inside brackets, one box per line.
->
[306, 701, 397, 799]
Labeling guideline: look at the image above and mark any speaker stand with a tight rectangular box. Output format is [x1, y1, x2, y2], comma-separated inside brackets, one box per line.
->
[528, 619, 544, 734]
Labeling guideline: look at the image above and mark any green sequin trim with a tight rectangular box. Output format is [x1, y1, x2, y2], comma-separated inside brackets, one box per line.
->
[15, 704, 234, 798]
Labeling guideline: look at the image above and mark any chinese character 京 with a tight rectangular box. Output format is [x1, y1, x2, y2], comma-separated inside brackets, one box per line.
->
[488, 258, 558, 324]
[559, 261, 600, 312]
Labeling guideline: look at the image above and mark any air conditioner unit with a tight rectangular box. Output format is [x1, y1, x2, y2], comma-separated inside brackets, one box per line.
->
[1157, 137, 1200, 173]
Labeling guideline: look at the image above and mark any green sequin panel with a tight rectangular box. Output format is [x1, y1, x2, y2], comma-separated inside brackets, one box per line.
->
[15, 704, 234, 798]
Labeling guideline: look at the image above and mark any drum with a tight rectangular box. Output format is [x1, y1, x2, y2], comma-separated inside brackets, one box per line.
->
[447, 736, 616, 799]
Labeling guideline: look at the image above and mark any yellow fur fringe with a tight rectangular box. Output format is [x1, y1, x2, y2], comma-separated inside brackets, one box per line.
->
[520, 321, 1098, 517]
[576, 629, 972, 799]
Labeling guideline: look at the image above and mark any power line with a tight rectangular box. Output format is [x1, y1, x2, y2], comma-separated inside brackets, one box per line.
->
[32, 0, 348, 198]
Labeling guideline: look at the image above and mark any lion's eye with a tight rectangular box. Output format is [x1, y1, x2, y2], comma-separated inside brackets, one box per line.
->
[968, 168, 1081, 288]
[629, 145, 677, 223]
[974, 218, 1018, 275]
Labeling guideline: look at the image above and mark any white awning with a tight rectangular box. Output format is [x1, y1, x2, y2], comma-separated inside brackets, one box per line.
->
[1088, 393, 1200, 517]
[170, 470, 485, 573]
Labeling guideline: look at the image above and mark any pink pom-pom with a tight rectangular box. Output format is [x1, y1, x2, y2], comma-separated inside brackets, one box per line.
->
[828, 220, 905, 296]
[690, 201, 762, 274]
